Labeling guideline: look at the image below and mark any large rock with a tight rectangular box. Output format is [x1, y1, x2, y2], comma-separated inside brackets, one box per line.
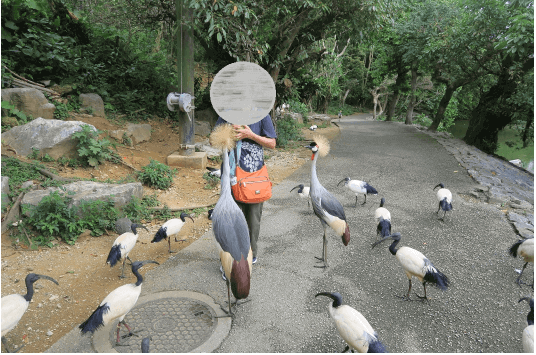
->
[195, 120, 212, 136]
[1, 118, 97, 159]
[195, 108, 218, 126]
[79, 93, 105, 117]
[21, 181, 143, 214]
[1, 176, 10, 210]
[1, 88, 55, 120]
[126, 123, 151, 144]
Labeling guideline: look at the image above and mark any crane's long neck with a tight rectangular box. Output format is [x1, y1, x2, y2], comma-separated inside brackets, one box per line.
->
[389, 239, 400, 256]
[23, 279, 35, 302]
[133, 268, 144, 286]
[310, 151, 320, 191]
[220, 147, 232, 197]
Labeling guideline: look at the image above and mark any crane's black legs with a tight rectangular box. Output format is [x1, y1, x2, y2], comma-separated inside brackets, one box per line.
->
[2, 336, 23, 353]
[314, 233, 328, 268]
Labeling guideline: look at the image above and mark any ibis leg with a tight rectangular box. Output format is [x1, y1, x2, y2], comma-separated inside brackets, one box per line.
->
[437, 203, 441, 214]
[120, 259, 127, 279]
[342, 345, 350, 353]
[516, 262, 529, 286]
[168, 238, 177, 253]
[416, 282, 429, 301]
[361, 194, 367, 205]
[396, 279, 412, 301]
[354, 196, 358, 207]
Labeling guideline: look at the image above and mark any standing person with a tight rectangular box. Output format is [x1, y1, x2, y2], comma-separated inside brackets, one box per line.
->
[212, 115, 277, 275]
[338, 109, 342, 121]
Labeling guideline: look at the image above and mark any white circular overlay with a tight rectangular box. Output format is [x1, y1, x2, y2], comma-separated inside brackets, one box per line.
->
[210, 62, 276, 125]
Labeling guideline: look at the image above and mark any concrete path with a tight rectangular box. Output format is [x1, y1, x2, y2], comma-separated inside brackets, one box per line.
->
[47, 114, 533, 353]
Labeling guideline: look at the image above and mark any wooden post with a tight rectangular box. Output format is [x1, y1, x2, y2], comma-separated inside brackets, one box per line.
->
[177, 0, 195, 154]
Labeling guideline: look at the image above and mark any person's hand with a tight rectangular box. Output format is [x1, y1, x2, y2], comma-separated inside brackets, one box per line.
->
[233, 125, 254, 140]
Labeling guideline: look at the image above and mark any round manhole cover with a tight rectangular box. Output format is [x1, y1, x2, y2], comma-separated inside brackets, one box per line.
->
[109, 298, 217, 353]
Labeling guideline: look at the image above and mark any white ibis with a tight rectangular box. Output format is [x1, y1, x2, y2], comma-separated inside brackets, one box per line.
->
[519, 297, 534, 353]
[372, 233, 449, 301]
[309, 125, 318, 131]
[1, 274, 59, 353]
[209, 123, 253, 315]
[433, 183, 452, 220]
[290, 184, 311, 207]
[308, 136, 350, 268]
[509, 238, 534, 286]
[338, 177, 378, 207]
[151, 213, 194, 253]
[79, 260, 159, 345]
[315, 292, 387, 353]
[106, 223, 149, 278]
[206, 166, 221, 178]
[374, 197, 391, 238]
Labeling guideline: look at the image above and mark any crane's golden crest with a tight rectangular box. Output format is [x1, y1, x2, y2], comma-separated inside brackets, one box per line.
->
[210, 124, 236, 150]
[313, 134, 330, 157]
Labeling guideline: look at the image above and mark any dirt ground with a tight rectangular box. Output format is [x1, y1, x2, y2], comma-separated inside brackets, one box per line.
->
[0, 113, 341, 353]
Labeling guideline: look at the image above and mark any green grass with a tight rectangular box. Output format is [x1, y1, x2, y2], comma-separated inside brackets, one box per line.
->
[449, 120, 534, 164]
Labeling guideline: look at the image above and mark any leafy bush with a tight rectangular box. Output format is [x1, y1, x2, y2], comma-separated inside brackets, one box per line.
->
[1, 100, 30, 126]
[138, 160, 176, 190]
[71, 124, 117, 167]
[413, 113, 433, 127]
[276, 115, 303, 147]
[202, 172, 220, 190]
[122, 194, 160, 222]
[2, 157, 45, 198]
[78, 198, 118, 236]
[287, 99, 309, 121]
[26, 191, 84, 246]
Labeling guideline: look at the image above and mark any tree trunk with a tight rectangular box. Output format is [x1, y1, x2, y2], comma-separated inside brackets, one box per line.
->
[341, 89, 350, 106]
[405, 63, 418, 125]
[428, 84, 456, 131]
[464, 64, 518, 153]
[522, 115, 533, 148]
[386, 70, 407, 121]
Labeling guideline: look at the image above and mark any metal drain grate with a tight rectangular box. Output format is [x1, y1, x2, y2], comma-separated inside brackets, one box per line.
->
[110, 297, 217, 353]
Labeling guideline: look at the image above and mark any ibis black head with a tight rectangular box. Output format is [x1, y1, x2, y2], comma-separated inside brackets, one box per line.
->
[290, 184, 304, 193]
[131, 223, 149, 234]
[180, 212, 194, 223]
[315, 292, 343, 308]
[337, 177, 350, 186]
[434, 183, 445, 190]
[207, 209, 214, 220]
[131, 260, 160, 272]
[141, 337, 151, 353]
[380, 197, 386, 207]
[371, 232, 402, 249]
[26, 273, 59, 286]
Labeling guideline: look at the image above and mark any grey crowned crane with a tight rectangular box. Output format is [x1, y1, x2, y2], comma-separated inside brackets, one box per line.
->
[374, 197, 391, 238]
[308, 135, 350, 268]
[315, 292, 387, 353]
[519, 297, 534, 353]
[509, 238, 534, 286]
[372, 233, 449, 301]
[433, 183, 452, 220]
[79, 260, 159, 345]
[209, 124, 253, 315]
[1, 274, 59, 353]
[338, 177, 378, 207]
[290, 184, 311, 207]
[151, 213, 194, 253]
[106, 223, 149, 278]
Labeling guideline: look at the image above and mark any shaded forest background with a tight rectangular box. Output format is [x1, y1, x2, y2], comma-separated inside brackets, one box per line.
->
[1, 0, 533, 159]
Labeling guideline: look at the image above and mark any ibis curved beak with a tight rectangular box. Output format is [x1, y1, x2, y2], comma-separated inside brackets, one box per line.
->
[36, 274, 59, 286]
[337, 178, 347, 187]
[371, 232, 401, 249]
[433, 183, 443, 190]
[315, 292, 335, 300]
[139, 260, 160, 267]
[290, 185, 301, 193]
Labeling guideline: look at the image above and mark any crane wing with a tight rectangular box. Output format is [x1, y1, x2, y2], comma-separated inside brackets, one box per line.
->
[312, 187, 346, 222]
[212, 197, 250, 262]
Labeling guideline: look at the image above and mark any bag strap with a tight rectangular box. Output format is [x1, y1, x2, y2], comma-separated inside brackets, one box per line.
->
[230, 140, 242, 179]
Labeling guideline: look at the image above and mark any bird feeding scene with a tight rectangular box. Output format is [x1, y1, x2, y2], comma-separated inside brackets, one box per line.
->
[1, 0, 534, 353]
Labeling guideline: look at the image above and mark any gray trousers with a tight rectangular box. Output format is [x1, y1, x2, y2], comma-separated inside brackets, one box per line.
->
[234, 200, 263, 258]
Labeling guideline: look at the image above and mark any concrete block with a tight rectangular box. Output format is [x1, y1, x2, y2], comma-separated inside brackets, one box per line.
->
[167, 151, 207, 169]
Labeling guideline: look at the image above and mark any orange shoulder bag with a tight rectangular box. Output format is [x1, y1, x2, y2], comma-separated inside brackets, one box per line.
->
[231, 142, 272, 204]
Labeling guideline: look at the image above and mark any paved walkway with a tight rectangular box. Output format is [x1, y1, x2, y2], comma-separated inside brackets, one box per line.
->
[47, 114, 533, 353]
